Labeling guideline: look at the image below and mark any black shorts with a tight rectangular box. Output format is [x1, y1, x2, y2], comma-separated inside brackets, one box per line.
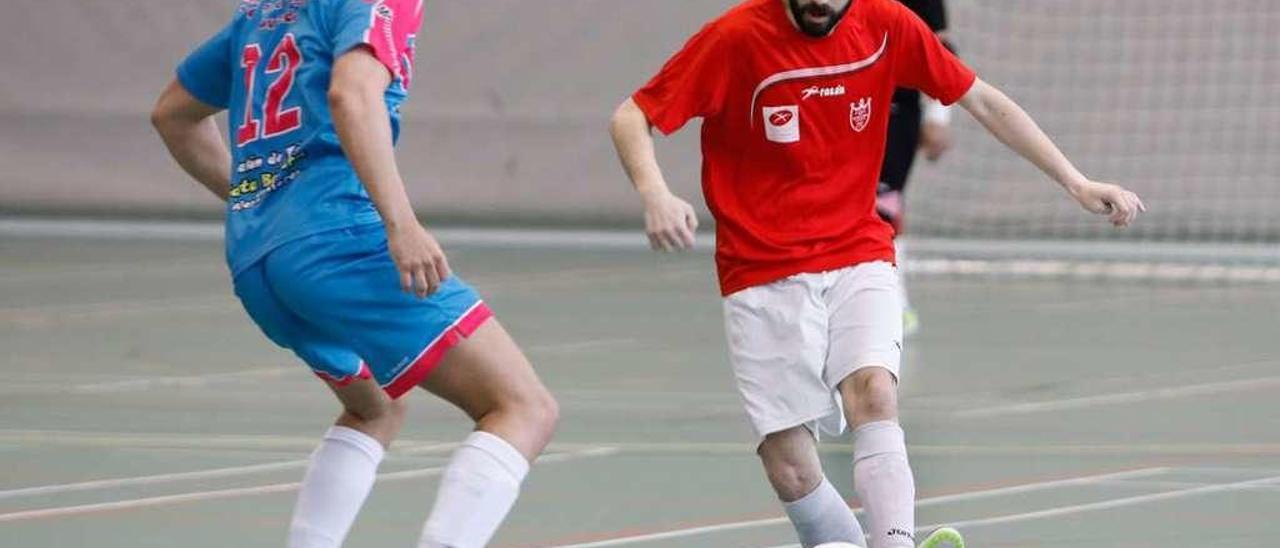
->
[879, 88, 922, 194]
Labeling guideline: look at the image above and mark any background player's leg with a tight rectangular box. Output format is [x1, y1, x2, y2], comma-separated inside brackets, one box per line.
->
[879, 92, 924, 337]
[759, 426, 868, 547]
[839, 369, 915, 548]
[416, 319, 559, 548]
[290, 378, 407, 548]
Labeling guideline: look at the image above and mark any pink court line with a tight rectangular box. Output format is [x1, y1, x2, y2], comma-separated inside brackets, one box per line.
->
[547, 467, 1170, 547]
[0, 447, 617, 523]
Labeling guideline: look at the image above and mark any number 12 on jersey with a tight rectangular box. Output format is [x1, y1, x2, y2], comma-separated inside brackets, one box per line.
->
[237, 34, 303, 147]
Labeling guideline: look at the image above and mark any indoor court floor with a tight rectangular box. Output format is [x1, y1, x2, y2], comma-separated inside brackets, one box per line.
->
[1, 227, 1277, 547]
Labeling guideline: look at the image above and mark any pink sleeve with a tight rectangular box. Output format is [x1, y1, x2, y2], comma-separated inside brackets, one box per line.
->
[333, 0, 424, 89]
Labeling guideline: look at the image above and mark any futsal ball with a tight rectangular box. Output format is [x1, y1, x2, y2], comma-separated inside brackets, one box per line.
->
[814, 544, 863, 548]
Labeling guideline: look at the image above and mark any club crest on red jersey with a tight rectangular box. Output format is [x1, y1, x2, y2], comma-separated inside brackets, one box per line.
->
[849, 97, 873, 133]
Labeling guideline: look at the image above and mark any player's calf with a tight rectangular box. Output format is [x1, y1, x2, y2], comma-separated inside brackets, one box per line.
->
[759, 426, 868, 548]
[838, 368, 915, 548]
[289, 378, 406, 548]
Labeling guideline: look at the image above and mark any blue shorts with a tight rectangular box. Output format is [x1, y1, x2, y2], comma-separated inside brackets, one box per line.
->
[233, 224, 493, 398]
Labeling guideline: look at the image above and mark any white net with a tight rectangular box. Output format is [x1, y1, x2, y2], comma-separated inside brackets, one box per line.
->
[1, 0, 1275, 250]
[908, 0, 1280, 242]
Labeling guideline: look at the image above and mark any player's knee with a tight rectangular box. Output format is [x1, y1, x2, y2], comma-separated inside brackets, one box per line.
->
[346, 396, 406, 430]
[495, 385, 559, 437]
[841, 367, 899, 421]
[525, 388, 560, 436]
[759, 448, 821, 501]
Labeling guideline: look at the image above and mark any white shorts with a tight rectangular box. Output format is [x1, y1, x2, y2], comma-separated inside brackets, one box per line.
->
[723, 261, 903, 443]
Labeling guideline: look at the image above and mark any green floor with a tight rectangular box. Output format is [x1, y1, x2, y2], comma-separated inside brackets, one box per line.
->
[1, 235, 1278, 547]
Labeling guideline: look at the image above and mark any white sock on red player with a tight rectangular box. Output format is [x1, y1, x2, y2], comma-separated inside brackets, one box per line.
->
[288, 426, 384, 548]
[853, 421, 917, 548]
[784, 476, 868, 547]
[419, 431, 529, 548]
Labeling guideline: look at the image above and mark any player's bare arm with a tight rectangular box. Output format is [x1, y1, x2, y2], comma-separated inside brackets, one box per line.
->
[610, 98, 699, 252]
[151, 81, 232, 201]
[958, 77, 1147, 227]
[329, 47, 450, 298]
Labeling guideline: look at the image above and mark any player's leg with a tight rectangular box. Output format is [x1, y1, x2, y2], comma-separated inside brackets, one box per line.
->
[263, 225, 558, 548]
[233, 263, 394, 548]
[725, 275, 867, 547]
[825, 262, 915, 548]
[289, 377, 407, 548]
[416, 318, 559, 548]
[842, 369, 914, 548]
[878, 90, 924, 337]
[759, 426, 868, 547]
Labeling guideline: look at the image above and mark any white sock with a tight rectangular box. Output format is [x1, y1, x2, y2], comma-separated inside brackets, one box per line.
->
[853, 421, 916, 548]
[419, 431, 530, 548]
[289, 426, 385, 548]
[784, 477, 868, 548]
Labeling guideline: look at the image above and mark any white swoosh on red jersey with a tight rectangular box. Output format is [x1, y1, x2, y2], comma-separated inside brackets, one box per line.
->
[749, 33, 889, 125]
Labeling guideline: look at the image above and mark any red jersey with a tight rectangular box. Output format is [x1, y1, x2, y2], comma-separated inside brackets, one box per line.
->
[633, 0, 975, 295]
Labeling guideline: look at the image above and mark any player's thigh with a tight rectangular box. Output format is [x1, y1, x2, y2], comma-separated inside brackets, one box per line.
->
[417, 318, 553, 424]
[824, 261, 904, 389]
[724, 275, 840, 442]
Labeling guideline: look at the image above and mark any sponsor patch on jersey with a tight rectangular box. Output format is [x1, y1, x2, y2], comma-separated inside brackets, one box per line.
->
[763, 105, 800, 144]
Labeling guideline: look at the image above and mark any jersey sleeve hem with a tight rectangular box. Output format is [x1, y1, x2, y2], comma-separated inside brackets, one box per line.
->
[632, 91, 681, 136]
[175, 67, 230, 110]
[934, 70, 977, 106]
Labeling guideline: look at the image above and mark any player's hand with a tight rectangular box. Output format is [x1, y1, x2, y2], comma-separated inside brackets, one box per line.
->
[919, 120, 953, 162]
[387, 222, 452, 298]
[1069, 180, 1147, 228]
[642, 189, 699, 252]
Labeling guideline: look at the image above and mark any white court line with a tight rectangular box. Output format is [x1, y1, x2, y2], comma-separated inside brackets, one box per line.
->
[0, 442, 460, 501]
[957, 375, 1280, 418]
[760, 472, 1280, 548]
[942, 472, 1280, 529]
[0, 446, 617, 523]
[52, 338, 633, 395]
[6, 217, 1280, 282]
[69, 366, 297, 394]
[548, 468, 1168, 547]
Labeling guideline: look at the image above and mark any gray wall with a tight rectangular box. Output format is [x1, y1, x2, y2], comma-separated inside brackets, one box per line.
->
[2, 1, 1276, 239]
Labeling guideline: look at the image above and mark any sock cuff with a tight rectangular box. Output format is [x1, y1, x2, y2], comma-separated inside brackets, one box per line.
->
[325, 426, 386, 462]
[784, 476, 838, 509]
[464, 431, 530, 481]
[852, 420, 907, 461]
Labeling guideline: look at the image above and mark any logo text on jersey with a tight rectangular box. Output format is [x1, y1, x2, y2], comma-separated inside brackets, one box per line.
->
[850, 97, 873, 133]
[801, 84, 846, 101]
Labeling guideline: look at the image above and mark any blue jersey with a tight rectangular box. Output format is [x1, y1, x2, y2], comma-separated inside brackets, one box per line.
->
[177, 0, 423, 275]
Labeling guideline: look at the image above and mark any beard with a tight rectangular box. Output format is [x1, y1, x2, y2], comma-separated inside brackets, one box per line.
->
[787, 0, 853, 37]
